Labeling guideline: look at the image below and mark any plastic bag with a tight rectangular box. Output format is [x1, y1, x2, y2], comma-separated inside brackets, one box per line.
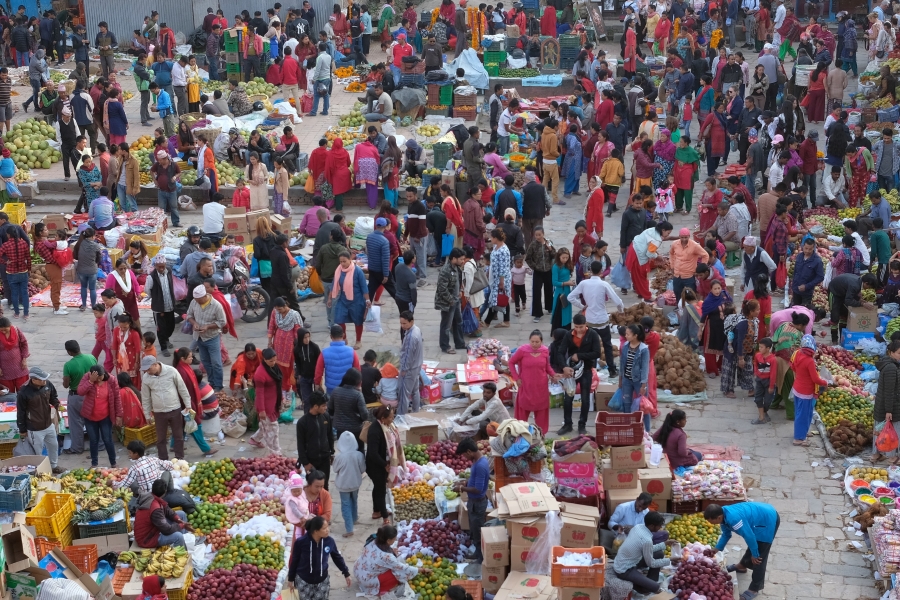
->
[607, 388, 625, 412]
[222, 411, 248, 438]
[191, 543, 213, 577]
[524, 511, 563, 575]
[611, 256, 631, 289]
[441, 233, 455, 257]
[183, 409, 198, 434]
[173, 276, 187, 301]
[243, 387, 259, 432]
[461, 303, 479, 334]
[13, 435, 36, 457]
[364, 305, 383, 333]
[560, 377, 576, 397]
[177, 195, 197, 210]
[774, 261, 787, 289]
[876, 420, 899, 453]
[181, 319, 193, 335]
[612, 530, 627, 551]
[278, 391, 296, 423]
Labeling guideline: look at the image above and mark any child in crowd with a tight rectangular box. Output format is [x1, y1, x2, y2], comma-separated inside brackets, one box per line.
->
[483, 213, 495, 240]
[232, 178, 250, 210]
[593, 240, 612, 278]
[753, 337, 777, 425]
[600, 148, 625, 216]
[511, 254, 530, 315]
[655, 173, 675, 222]
[360, 350, 382, 405]
[883, 260, 900, 306]
[377, 363, 399, 408]
[681, 93, 693, 138]
[575, 243, 593, 283]
[332, 430, 366, 538]
[91, 303, 106, 362]
[142, 331, 157, 359]
[705, 230, 726, 259]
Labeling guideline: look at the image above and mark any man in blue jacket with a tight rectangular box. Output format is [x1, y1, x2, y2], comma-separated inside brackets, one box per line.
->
[791, 237, 825, 308]
[365, 217, 396, 301]
[705, 502, 780, 600]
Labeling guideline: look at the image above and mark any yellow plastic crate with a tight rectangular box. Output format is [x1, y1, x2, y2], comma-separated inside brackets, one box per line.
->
[26, 493, 76, 539]
[2, 203, 26, 225]
[167, 566, 193, 600]
[123, 425, 157, 447]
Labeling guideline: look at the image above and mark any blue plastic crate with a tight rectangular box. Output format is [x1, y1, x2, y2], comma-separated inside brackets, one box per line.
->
[400, 74, 426, 88]
[522, 0, 539, 8]
[841, 329, 876, 350]
[0, 473, 31, 512]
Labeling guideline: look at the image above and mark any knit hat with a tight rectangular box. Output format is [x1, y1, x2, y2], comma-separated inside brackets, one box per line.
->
[193, 285, 207, 299]
[743, 236, 758, 247]
[679, 228, 690, 236]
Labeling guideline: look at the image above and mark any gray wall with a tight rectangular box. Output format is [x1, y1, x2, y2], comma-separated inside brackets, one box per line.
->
[83, 0, 199, 48]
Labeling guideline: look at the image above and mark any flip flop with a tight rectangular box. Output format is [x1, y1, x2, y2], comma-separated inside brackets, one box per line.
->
[726, 564, 748, 573]
[793, 440, 810, 447]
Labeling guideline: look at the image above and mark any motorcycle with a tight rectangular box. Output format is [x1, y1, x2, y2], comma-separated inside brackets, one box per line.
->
[216, 248, 269, 323]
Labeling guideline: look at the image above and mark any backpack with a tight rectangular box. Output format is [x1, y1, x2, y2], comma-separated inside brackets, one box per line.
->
[121, 387, 147, 428]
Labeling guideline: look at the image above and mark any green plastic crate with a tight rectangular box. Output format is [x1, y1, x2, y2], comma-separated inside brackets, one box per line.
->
[485, 64, 499, 77]
[484, 50, 507, 64]
[226, 63, 241, 75]
[224, 38, 239, 52]
[439, 85, 453, 104]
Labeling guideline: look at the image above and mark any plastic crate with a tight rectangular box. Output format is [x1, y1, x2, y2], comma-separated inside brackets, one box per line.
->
[595, 411, 644, 446]
[453, 106, 477, 121]
[484, 50, 507, 64]
[454, 93, 478, 107]
[560, 35, 582, 47]
[226, 63, 241, 75]
[167, 566, 193, 600]
[495, 456, 543, 490]
[451, 580, 483, 600]
[400, 74, 426, 88]
[112, 567, 134, 595]
[670, 500, 703, 515]
[224, 52, 240, 64]
[877, 105, 900, 122]
[485, 64, 499, 77]
[432, 142, 454, 168]
[2, 203, 26, 225]
[36, 537, 61, 559]
[123, 425, 157, 447]
[550, 546, 606, 587]
[426, 106, 451, 117]
[0, 472, 31, 512]
[26, 493, 76, 539]
[401, 61, 425, 74]
[64, 544, 98, 574]
[0, 439, 17, 460]
[77, 511, 129, 539]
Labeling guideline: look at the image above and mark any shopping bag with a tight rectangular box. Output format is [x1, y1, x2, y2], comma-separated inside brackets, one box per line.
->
[461, 302, 479, 334]
[5, 180, 21, 198]
[308, 267, 324, 294]
[250, 256, 260, 278]
[611, 256, 631, 289]
[774, 261, 787, 289]
[243, 387, 259, 432]
[364, 305, 384, 333]
[876, 420, 899, 453]
[279, 391, 296, 423]
[304, 173, 316, 193]
[607, 388, 625, 412]
[258, 259, 273, 278]
[441, 233, 455, 258]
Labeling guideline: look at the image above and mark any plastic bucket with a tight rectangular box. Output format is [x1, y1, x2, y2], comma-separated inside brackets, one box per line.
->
[859, 494, 877, 505]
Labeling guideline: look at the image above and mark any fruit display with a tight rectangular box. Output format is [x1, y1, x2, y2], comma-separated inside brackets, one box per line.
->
[338, 109, 366, 128]
[72, 497, 123, 523]
[324, 126, 368, 148]
[405, 444, 429, 465]
[406, 555, 460, 599]
[122, 91, 134, 102]
[425, 440, 490, 473]
[854, 502, 889, 532]
[611, 303, 666, 328]
[180, 169, 198, 186]
[817, 355, 865, 392]
[226, 499, 285, 526]
[291, 170, 309, 187]
[226, 457, 295, 490]
[4, 119, 61, 170]
[394, 482, 440, 522]
[422, 167, 442, 176]
[187, 459, 236, 499]
[666, 513, 721, 547]
[887, 316, 900, 339]
[870, 96, 894, 109]
[134, 148, 153, 171]
[187, 501, 228, 534]
[850, 465, 890, 484]
[862, 288, 877, 303]
[817, 388, 874, 430]
[668, 545, 733, 600]
[209, 535, 284, 571]
[416, 124, 442, 138]
[396, 518, 471, 561]
[827, 420, 873, 456]
[13, 167, 33, 183]
[200, 79, 228, 94]
[817, 345, 863, 372]
[394, 481, 436, 504]
[399, 461, 457, 486]
[131, 135, 154, 151]
[656, 334, 707, 394]
[205, 528, 232, 551]
[187, 564, 279, 600]
[215, 160, 243, 186]
[241, 78, 278, 97]
[404, 175, 422, 186]
[498, 67, 540, 77]
[120, 546, 189, 578]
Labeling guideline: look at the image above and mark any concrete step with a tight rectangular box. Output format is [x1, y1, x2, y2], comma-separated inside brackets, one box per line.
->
[37, 180, 82, 194]
[25, 192, 81, 208]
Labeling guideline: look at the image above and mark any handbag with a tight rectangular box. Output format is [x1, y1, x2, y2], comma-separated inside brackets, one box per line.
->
[461, 302, 479, 334]
[195, 174, 211, 190]
[496, 293, 510, 307]
[258, 259, 272, 278]
[359, 420, 373, 443]
[468, 261, 489, 293]
[558, 293, 570, 309]
[304, 174, 316, 193]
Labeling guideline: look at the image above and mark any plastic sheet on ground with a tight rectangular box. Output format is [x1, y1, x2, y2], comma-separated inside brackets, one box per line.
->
[657, 390, 709, 403]
[524, 511, 563, 575]
[412, 116, 465, 144]
[234, 111, 267, 131]
[394, 414, 440, 433]
[434, 485, 461, 517]
[392, 87, 427, 112]
[447, 48, 489, 89]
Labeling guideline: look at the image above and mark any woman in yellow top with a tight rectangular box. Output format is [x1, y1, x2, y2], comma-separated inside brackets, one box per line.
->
[599, 147, 625, 217]
[185, 55, 201, 113]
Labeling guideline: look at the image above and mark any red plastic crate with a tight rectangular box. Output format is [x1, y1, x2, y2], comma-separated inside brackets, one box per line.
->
[64, 544, 98, 574]
[112, 567, 134, 595]
[494, 456, 543, 490]
[594, 411, 644, 446]
[550, 546, 606, 587]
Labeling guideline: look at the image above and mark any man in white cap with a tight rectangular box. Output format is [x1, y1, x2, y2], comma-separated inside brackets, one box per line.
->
[16, 366, 63, 473]
[186, 285, 226, 391]
[58, 103, 79, 182]
[140, 355, 191, 460]
[150, 150, 182, 228]
[741, 236, 776, 293]
[144, 255, 177, 357]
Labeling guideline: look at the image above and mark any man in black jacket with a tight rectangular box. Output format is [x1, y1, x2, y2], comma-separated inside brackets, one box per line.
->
[619, 193, 647, 285]
[826, 112, 852, 165]
[521, 172, 550, 246]
[17, 366, 63, 473]
[145, 256, 177, 357]
[495, 175, 520, 219]
[559, 315, 601, 436]
[736, 96, 761, 163]
[296, 391, 334, 489]
[828, 272, 878, 343]
[488, 84, 504, 143]
[426, 198, 448, 267]
[271, 234, 303, 314]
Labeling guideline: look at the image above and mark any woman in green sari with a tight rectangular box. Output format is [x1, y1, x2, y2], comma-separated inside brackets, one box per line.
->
[771, 311, 810, 417]
[379, 0, 395, 51]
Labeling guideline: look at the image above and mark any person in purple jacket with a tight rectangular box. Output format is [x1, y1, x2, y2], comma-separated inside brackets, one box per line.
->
[652, 409, 702, 468]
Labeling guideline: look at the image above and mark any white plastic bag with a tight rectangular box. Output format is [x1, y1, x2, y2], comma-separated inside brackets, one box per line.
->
[354, 216, 375, 237]
[191, 543, 214, 576]
[524, 511, 563, 575]
[36, 579, 91, 600]
[364, 305, 383, 333]
[178, 195, 197, 210]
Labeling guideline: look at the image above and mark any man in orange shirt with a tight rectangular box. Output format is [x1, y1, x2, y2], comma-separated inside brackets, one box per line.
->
[669, 227, 709, 301]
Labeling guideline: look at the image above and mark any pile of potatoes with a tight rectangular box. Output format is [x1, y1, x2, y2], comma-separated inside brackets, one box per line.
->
[610, 303, 666, 329]
[29, 265, 48, 289]
[656, 335, 707, 395]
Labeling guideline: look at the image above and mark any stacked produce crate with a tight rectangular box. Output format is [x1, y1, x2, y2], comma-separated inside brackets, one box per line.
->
[224, 28, 242, 79]
[560, 35, 581, 70]
[483, 50, 507, 77]
[453, 89, 478, 121]
[26, 492, 76, 549]
[426, 84, 453, 116]
[400, 60, 426, 88]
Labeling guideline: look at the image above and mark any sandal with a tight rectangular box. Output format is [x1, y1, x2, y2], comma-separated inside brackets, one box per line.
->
[793, 439, 810, 447]
[871, 453, 885, 463]
[726, 564, 748, 573]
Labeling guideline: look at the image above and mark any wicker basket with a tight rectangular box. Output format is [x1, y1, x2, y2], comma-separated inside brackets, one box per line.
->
[248, 94, 270, 104]
[179, 112, 205, 123]
[193, 127, 222, 142]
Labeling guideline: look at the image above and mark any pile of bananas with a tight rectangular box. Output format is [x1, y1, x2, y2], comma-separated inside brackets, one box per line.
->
[871, 96, 895, 109]
[120, 546, 189, 578]
[59, 475, 87, 497]
[30, 472, 57, 499]
[73, 497, 124, 524]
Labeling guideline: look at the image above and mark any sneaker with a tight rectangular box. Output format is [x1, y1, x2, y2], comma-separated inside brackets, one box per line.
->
[577, 425, 587, 435]
[53, 309, 69, 315]
[306, 112, 317, 117]
[51, 466, 64, 475]
[533, 317, 540, 323]
[751, 418, 767, 425]
[162, 349, 171, 357]
[557, 424, 573, 435]
[79, 304, 86, 312]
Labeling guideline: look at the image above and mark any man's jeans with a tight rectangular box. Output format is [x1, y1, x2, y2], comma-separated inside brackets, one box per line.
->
[197, 334, 224, 389]
[26, 425, 59, 468]
[322, 281, 336, 327]
[879, 174, 894, 192]
[206, 55, 219, 81]
[468, 496, 489, 563]
[67, 393, 86, 453]
[498, 135, 511, 156]
[15, 51, 28, 67]
[409, 237, 428, 279]
[389, 64, 401, 86]
[311, 80, 331, 115]
[140, 90, 152, 123]
[439, 304, 465, 351]
[157, 190, 180, 226]
[8, 271, 28, 316]
[243, 56, 262, 82]
[157, 510, 188, 547]
[117, 184, 138, 213]
[78, 272, 97, 307]
[364, 112, 388, 121]
[242, 148, 273, 170]
[340, 490, 358, 533]
[563, 371, 594, 429]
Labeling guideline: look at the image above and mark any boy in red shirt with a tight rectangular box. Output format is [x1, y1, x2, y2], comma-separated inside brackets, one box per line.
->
[753, 338, 777, 425]
[232, 179, 250, 210]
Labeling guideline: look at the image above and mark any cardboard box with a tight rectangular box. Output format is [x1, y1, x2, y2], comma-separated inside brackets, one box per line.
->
[366, 121, 383, 132]
[593, 383, 617, 408]
[223, 207, 249, 233]
[73, 534, 130, 555]
[270, 213, 292, 234]
[602, 459, 639, 490]
[499, 482, 559, 517]
[2, 518, 38, 573]
[724, 277, 735, 297]
[559, 502, 601, 527]
[481, 526, 509, 567]
[559, 514, 597, 548]
[848, 306, 879, 333]
[506, 516, 546, 545]
[419, 382, 441, 405]
[122, 557, 186, 600]
[437, 373, 458, 397]
[405, 423, 439, 445]
[558, 587, 601, 600]
[231, 230, 253, 245]
[509, 545, 537, 572]
[32, 549, 117, 600]
[494, 571, 552, 600]
[0, 456, 51, 477]
[639, 465, 673, 500]
[7, 571, 42, 600]
[606, 481, 642, 516]
[647, 593, 676, 600]
[41, 214, 71, 234]
[482, 566, 508, 593]
[246, 209, 270, 232]
[610, 445, 647, 469]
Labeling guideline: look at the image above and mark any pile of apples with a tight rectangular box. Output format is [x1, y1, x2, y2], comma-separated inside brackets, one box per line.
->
[226, 457, 295, 491]
[426, 440, 491, 474]
[206, 528, 232, 551]
[817, 354, 866, 394]
[187, 564, 278, 600]
[396, 517, 471, 561]
[226, 499, 285, 527]
[818, 345, 863, 371]
[231, 474, 289, 502]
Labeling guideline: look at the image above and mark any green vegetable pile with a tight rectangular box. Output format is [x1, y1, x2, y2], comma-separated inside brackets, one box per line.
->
[887, 316, 900, 339]
[498, 68, 540, 78]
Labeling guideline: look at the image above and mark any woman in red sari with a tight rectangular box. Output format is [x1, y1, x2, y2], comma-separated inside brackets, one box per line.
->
[540, 6, 557, 36]
[623, 20, 640, 77]
[590, 129, 614, 179]
[308, 139, 328, 191]
[805, 63, 827, 123]
[111, 313, 142, 389]
[846, 145, 873, 209]
[699, 101, 729, 176]
[697, 177, 723, 233]
[755, 5, 770, 52]
[173, 348, 217, 456]
[654, 13, 671, 55]
[294, 34, 316, 90]
[324, 138, 353, 210]
[585, 177, 605, 238]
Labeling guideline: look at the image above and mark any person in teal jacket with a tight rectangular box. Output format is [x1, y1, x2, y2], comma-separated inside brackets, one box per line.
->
[551, 248, 574, 331]
[705, 502, 780, 600]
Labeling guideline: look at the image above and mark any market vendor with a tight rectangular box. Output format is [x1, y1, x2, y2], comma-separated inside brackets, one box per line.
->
[286, 516, 351, 598]
[612, 511, 676, 596]
[770, 310, 810, 413]
[454, 382, 510, 428]
[652, 409, 702, 468]
[134, 478, 193, 548]
[354, 525, 429, 595]
[608, 492, 653, 533]
[114, 440, 174, 494]
[705, 502, 780, 600]
[827, 272, 878, 344]
[453, 438, 489, 564]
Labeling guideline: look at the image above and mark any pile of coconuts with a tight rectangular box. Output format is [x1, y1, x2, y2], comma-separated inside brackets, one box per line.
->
[657, 335, 707, 395]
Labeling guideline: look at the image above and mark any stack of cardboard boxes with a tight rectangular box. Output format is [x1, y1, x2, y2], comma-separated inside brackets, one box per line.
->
[603, 446, 673, 515]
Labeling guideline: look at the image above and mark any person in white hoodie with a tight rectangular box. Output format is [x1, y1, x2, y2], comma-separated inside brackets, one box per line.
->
[332, 431, 366, 538]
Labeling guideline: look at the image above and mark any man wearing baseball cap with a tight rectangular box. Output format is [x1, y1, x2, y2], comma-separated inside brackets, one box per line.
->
[366, 217, 396, 301]
[17, 366, 63, 473]
[669, 227, 709, 301]
[150, 150, 182, 227]
[140, 355, 191, 460]
[186, 285, 227, 392]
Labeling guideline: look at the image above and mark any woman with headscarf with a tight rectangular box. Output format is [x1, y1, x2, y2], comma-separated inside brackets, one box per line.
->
[293, 328, 320, 412]
[308, 138, 328, 193]
[845, 143, 873, 208]
[842, 19, 859, 78]
[699, 101, 729, 176]
[267, 296, 303, 398]
[382, 136, 402, 207]
[354, 138, 381, 210]
[70, 62, 89, 90]
[103, 89, 128, 146]
[651, 128, 677, 189]
[790, 334, 828, 447]
[138, 576, 167, 600]
[248, 347, 282, 454]
[700, 278, 733, 378]
[324, 138, 352, 211]
[561, 123, 583, 198]
[540, 5, 557, 37]
[105, 258, 142, 328]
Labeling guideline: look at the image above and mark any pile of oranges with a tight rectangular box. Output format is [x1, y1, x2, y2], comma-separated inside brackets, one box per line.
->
[392, 481, 435, 504]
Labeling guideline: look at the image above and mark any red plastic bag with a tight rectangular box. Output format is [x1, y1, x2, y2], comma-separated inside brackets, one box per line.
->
[774, 261, 787, 289]
[53, 247, 73, 268]
[876, 421, 899, 453]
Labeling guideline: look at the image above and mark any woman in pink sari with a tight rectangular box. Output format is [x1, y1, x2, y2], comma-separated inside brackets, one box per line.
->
[589, 130, 614, 181]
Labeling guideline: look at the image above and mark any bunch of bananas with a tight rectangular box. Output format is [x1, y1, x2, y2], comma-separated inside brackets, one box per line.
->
[81, 491, 117, 512]
[73, 498, 124, 524]
[120, 546, 189, 578]
[30, 472, 58, 499]
[59, 475, 85, 498]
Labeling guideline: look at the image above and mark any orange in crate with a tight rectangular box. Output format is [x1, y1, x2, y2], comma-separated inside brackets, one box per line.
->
[64, 544, 99, 574]
[550, 546, 606, 587]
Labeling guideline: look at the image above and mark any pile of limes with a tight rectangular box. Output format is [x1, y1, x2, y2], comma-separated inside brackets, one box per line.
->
[817, 389, 874, 430]
[666, 513, 721, 548]
[187, 502, 228, 534]
[406, 555, 460, 600]
[186, 458, 236, 499]
[404, 444, 429, 465]
[209, 534, 284, 571]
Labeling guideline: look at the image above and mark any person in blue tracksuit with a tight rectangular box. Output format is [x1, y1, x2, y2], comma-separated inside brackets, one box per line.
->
[705, 502, 780, 600]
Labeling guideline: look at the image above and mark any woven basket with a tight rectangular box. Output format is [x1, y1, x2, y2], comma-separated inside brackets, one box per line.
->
[193, 127, 222, 141]
[179, 112, 205, 123]
[248, 94, 269, 104]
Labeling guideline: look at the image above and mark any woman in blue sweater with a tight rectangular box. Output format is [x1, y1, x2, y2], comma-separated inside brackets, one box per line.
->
[287, 516, 351, 600]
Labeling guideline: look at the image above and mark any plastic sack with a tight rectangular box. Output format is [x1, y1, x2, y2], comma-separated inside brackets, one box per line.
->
[183, 532, 197, 552]
[181, 319, 194, 335]
[611, 256, 631, 289]
[35, 579, 91, 600]
[608, 388, 625, 412]
[502, 435, 531, 458]
[524, 511, 563, 575]
[95, 559, 115, 583]
[278, 391, 296, 423]
[5, 180, 21, 198]
[461, 303, 479, 334]
[612, 530, 627, 551]
[191, 543, 213, 577]
[183, 409, 198, 434]
[13, 435, 36, 457]
[441, 233, 455, 257]
[876, 420, 899, 453]
[178, 195, 197, 210]
[364, 305, 384, 333]
[222, 411, 248, 438]
[774, 262, 787, 289]
[354, 217, 375, 237]
[560, 377, 576, 397]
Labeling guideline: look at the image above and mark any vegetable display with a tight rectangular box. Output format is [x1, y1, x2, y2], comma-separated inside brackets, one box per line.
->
[656, 335, 707, 394]
[668, 544, 734, 600]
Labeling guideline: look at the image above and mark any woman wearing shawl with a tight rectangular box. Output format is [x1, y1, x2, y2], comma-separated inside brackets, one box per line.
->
[755, 3, 770, 52]
[105, 258, 142, 329]
[770, 309, 810, 410]
[69, 62, 89, 90]
[250, 348, 283, 454]
[791, 334, 828, 446]
[584, 177, 605, 238]
[309, 138, 329, 193]
[694, 75, 715, 125]
[112, 314, 142, 389]
[103, 89, 128, 145]
[776, 8, 801, 62]
[267, 297, 303, 395]
[842, 19, 859, 77]
[382, 137, 402, 207]
[652, 129, 677, 190]
[324, 138, 352, 211]
[442, 188, 465, 249]
[365, 405, 405, 525]
[208, 282, 237, 366]
[540, 6, 557, 37]
[721, 299, 759, 399]
[329, 252, 370, 349]
[830, 235, 863, 276]
[508, 330, 557, 435]
[725, 84, 743, 140]
[353, 139, 381, 209]
[172, 348, 217, 457]
[844, 144, 873, 208]
[700, 279, 732, 378]
[138, 576, 167, 600]
[653, 12, 671, 56]
[673, 137, 701, 214]
[699, 101, 729, 176]
[378, 1, 394, 51]
[710, 47, 728, 92]
[562, 124, 583, 198]
[589, 129, 614, 180]
[677, 288, 703, 350]
[0, 318, 29, 392]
